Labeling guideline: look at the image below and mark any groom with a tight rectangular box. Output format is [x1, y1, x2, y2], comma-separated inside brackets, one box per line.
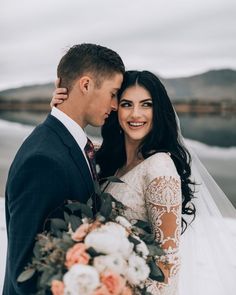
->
[3, 43, 124, 295]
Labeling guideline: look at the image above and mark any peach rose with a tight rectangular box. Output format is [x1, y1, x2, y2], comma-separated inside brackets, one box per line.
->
[65, 243, 90, 268]
[51, 280, 64, 295]
[93, 284, 111, 295]
[72, 223, 91, 242]
[101, 271, 126, 295]
[90, 220, 102, 231]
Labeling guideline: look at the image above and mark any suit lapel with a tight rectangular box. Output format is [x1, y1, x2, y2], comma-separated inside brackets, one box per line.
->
[43, 114, 94, 196]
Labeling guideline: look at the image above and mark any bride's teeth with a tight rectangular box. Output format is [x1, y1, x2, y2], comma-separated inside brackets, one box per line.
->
[129, 122, 145, 127]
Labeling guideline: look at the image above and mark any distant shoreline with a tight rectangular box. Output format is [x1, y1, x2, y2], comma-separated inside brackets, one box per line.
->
[0, 101, 236, 114]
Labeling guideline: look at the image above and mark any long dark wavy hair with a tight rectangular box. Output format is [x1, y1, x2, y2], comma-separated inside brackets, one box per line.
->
[96, 70, 195, 232]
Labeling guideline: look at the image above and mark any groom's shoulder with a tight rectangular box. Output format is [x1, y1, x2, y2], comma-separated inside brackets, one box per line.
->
[22, 121, 58, 148]
[15, 116, 68, 159]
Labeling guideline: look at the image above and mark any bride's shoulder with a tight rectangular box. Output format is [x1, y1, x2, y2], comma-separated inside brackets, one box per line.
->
[145, 152, 174, 165]
[144, 152, 179, 178]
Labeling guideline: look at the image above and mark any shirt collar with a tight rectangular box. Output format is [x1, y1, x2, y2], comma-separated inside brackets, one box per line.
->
[51, 107, 87, 150]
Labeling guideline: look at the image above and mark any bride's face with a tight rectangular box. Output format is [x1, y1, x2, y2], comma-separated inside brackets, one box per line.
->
[118, 85, 153, 144]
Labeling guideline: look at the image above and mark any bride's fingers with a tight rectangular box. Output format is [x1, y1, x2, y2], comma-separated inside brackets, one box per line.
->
[55, 78, 61, 88]
[53, 88, 67, 96]
[53, 94, 68, 100]
[50, 99, 63, 108]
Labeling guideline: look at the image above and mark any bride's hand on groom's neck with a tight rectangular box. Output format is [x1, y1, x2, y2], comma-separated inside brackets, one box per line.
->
[50, 78, 68, 108]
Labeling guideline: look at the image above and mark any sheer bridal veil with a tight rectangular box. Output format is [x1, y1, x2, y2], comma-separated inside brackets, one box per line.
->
[175, 113, 236, 295]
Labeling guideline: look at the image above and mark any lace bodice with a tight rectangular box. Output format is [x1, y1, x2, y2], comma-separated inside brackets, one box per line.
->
[105, 153, 182, 295]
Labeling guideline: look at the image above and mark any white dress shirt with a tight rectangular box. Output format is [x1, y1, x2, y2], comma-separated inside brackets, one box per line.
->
[51, 107, 92, 174]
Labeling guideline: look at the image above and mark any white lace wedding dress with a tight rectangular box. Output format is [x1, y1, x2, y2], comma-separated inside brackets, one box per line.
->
[105, 152, 182, 295]
[104, 152, 236, 295]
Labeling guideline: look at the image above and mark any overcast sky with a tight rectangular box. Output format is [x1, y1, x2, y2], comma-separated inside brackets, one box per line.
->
[1, 0, 236, 90]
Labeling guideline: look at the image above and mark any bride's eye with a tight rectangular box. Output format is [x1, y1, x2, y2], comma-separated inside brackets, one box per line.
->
[119, 101, 132, 107]
[142, 101, 153, 108]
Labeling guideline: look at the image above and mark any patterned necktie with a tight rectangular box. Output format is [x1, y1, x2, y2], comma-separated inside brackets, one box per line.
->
[84, 138, 98, 181]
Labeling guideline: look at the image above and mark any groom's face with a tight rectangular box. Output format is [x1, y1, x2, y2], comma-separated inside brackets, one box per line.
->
[84, 73, 123, 127]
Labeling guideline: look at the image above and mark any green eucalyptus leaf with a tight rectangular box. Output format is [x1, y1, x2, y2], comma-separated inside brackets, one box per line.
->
[69, 214, 82, 231]
[140, 287, 153, 295]
[79, 203, 93, 218]
[62, 232, 74, 244]
[87, 198, 93, 208]
[57, 240, 72, 252]
[64, 212, 70, 224]
[128, 235, 141, 246]
[134, 220, 152, 233]
[37, 234, 49, 247]
[65, 202, 82, 213]
[66, 203, 93, 218]
[107, 194, 126, 210]
[140, 233, 155, 244]
[148, 259, 165, 282]
[17, 268, 36, 282]
[147, 244, 165, 257]
[105, 176, 124, 183]
[99, 193, 112, 218]
[50, 218, 67, 231]
[39, 268, 55, 288]
[33, 242, 41, 259]
[87, 247, 100, 257]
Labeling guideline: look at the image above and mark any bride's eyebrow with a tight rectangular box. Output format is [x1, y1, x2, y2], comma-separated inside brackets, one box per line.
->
[119, 98, 132, 102]
[120, 98, 152, 103]
[140, 98, 152, 102]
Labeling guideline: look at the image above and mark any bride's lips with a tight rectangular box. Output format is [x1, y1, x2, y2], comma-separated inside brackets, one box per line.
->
[127, 121, 146, 129]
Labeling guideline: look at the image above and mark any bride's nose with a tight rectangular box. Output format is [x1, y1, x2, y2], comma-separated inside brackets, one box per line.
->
[130, 105, 142, 118]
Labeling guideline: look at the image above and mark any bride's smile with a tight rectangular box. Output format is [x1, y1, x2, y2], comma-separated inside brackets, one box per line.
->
[118, 85, 153, 143]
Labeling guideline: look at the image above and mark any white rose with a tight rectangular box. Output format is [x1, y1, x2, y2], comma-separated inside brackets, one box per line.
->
[115, 216, 132, 230]
[84, 230, 121, 255]
[119, 237, 134, 259]
[85, 222, 130, 256]
[100, 222, 133, 258]
[126, 253, 150, 285]
[63, 264, 100, 295]
[132, 235, 149, 258]
[93, 253, 127, 275]
[101, 222, 127, 238]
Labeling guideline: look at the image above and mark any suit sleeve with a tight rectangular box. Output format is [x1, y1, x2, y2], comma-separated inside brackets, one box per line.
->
[6, 153, 69, 294]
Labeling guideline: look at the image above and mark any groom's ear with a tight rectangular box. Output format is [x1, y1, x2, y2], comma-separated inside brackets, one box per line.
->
[78, 76, 93, 94]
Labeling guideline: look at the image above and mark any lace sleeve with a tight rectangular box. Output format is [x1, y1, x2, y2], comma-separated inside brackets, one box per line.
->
[144, 175, 182, 295]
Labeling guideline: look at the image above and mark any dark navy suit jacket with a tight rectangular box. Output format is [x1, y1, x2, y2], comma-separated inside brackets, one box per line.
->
[3, 114, 94, 294]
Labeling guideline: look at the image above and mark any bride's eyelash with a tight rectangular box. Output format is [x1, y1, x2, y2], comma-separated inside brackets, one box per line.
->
[119, 100, 153, 108]
[142, 102, 153, 107]
[120, 102, 131, 107]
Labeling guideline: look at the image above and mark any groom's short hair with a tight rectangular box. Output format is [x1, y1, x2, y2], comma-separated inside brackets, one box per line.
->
[57, 43, 125, 91]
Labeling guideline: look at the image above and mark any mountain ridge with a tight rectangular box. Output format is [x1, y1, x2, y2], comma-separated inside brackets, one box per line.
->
[0, 69, 236, 102]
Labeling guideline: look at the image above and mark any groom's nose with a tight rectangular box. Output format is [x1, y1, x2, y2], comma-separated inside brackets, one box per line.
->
[111, 97, 118, 111]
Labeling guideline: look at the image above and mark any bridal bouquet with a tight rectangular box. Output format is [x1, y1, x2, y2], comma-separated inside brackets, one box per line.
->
[17, 179, 164, 295]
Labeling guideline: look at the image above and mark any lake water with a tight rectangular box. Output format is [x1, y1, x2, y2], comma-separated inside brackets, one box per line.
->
[0, 111, 235, 208]
[0, 110, 236, 147]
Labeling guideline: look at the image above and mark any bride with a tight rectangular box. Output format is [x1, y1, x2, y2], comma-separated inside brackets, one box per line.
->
[52, 70, 236, 295]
